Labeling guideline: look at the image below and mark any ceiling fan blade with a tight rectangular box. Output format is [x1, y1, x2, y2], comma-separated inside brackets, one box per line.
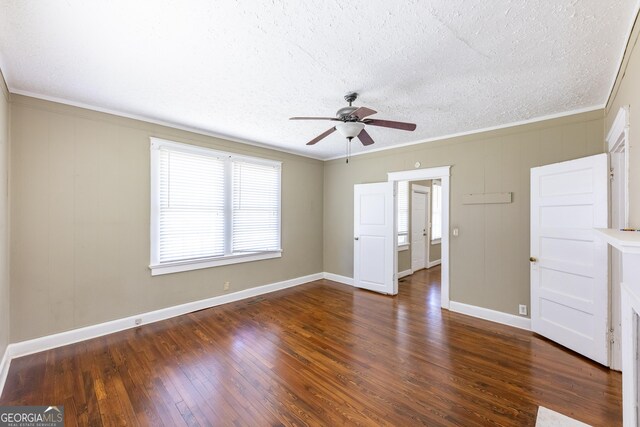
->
[306, 127, 336, 145]
[290, 116, 339, 121]
[363, 119, 416, 131]
[350, 107, 377, 120]
[357, 129, 375, 146]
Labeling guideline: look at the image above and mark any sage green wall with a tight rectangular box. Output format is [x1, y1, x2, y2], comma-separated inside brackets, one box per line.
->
[606, 18, 640, 226]
[323, 111, 604, 316]
[0, 70, 9, 361]
[9, 95, 324, 342]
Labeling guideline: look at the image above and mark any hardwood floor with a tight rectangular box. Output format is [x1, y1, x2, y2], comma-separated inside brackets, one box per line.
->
[1, 267, 621, 426]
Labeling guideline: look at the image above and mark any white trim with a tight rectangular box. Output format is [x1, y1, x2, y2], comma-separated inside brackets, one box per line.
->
[449, 301, 531, 331]
[0, 272, 323, 396]
[606, 107, 630, 372]
[327, 105, 604, 161]
[9, 89, 324, 160]
[397, 244, 409, 252]
[607, 106, 630, 228]
[398, 269, 413, 279]
[150, 251, 282, 276]
[607, 106, 630, 152]
[388, 166, 451, 182]
[431, 238, 441, 245]
[388, 167, 451, 309]
[621, 280, 640, 427]
[427, 259, 441, 268]
[150, 137, 283, 166]
[0, 346, 10, 398]
[322, 272, 354, 286]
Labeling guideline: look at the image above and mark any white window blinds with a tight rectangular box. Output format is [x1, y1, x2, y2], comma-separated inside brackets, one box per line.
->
[432, 180, 442, 241]
[232, 160, 281, 252]
[151, 138, 282, 272]
[397, 181, 409, 245]
[158, 148, 225, 262]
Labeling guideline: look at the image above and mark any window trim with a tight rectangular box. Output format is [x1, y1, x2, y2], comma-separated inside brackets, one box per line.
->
[149, 137, 282, 276]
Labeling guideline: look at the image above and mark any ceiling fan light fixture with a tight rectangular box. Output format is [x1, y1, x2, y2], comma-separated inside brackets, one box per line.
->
[335, 121, 364, 138]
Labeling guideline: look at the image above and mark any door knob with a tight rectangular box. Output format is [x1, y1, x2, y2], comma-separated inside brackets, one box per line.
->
[529, 256, 537, 262]
[354, 237, 359, 241]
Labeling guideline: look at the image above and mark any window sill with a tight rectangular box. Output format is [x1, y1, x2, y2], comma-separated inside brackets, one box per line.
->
[398, 244, 410, 252]
[150, 250, 282, 276]
[431, 239, 441, 245]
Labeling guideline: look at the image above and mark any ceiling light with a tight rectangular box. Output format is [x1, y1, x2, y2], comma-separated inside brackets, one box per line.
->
[335, 122, 364, 138]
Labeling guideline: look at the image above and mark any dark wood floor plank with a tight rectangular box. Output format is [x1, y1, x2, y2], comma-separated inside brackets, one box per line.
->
[0, 267, 622, 426]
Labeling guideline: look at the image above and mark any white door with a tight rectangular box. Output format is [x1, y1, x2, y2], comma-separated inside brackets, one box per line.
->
[354, 182, 397, 295]
[530, 153, 609, 365]
[411, 188, 430, 272]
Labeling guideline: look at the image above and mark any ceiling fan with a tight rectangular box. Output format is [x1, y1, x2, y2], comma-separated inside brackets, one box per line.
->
[290, 93, 417, 162]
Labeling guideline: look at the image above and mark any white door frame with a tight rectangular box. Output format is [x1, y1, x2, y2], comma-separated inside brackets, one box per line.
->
[608, 105, 630, 227]
[388, 166, 451, 309]
[607, 105, 629, 371]
[411, 185, 430, 272]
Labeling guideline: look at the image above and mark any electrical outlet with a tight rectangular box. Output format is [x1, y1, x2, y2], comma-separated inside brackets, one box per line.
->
[223, 281, 230, 291]
[135, 318, 142, 326]
[518, 304, 527, 316]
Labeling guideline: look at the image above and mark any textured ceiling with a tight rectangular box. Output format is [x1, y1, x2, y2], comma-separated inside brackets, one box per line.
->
[0, 1, 637, 159]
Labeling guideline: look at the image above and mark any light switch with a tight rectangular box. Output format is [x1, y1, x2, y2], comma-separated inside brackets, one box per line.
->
[453, 227, 459, 237]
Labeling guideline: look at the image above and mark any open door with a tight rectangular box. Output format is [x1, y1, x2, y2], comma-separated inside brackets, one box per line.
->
[530, 153, 609, 365]
[354, 182, 397, 295]
[411, 185, 430, 272]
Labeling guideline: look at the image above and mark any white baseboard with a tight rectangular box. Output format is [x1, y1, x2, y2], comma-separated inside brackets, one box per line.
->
[0, 272, 323, 397]
[322, 272, 354, 286]
[449, 301, 531, 331]
[0, 345, 10, 398]
[427, 259, 441, 268]
[398, 269, 413, 279]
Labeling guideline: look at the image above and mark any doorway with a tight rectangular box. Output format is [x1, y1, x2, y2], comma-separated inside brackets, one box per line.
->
[411, 185, 430, 272]
[388, 166, 451, 309]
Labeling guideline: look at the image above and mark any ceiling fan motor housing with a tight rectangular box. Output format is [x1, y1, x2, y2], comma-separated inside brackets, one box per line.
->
[336, 106, 359, 120]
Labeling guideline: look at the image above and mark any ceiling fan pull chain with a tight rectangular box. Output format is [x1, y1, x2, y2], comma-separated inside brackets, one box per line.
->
[346, 138, 349, 164]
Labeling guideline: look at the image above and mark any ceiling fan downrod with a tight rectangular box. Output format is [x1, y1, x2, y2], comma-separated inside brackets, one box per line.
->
[344, 92, 358, 107]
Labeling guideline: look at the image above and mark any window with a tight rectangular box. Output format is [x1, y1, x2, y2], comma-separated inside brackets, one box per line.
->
[397, 180, 409, 246]
[150, 138, 281, 275]
[431, 180, 442, 242]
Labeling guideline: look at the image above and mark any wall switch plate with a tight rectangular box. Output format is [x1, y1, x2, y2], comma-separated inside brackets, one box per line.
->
[453, 228, 459, 237]
[518, 304, 527, 316]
